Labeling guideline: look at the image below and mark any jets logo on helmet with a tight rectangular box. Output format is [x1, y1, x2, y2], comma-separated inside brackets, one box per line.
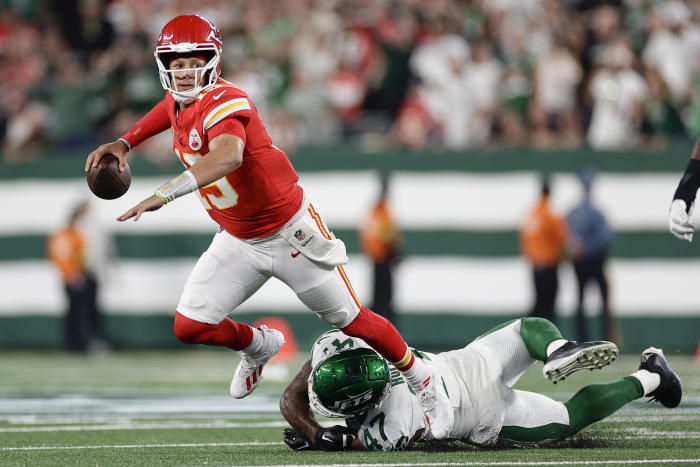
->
[155, 15, 223, 104]
[308, 348, 391, 418]
[329, 388, 375, 411]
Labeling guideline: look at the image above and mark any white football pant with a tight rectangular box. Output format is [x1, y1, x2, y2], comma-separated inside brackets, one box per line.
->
[177, 203, 361, 328]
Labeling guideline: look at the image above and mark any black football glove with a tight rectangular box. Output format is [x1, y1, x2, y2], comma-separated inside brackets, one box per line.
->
[283, 428, 314, 451]
[314, 425, 357, 451]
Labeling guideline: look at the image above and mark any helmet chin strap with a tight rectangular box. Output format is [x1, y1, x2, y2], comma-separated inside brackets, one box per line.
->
[170, 89, 198, 104]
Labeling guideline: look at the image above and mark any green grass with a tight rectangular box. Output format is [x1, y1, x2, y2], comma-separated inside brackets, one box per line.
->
[0, 350, 698, 466]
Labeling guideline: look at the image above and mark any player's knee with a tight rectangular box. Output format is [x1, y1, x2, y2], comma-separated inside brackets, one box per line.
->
[174, 312, 203, 344]
[317, 309, 353, 328]
[296, 280, 356, 328]
[522, 317, 553, 328]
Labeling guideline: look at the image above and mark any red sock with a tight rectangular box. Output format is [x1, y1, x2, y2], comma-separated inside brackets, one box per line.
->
[341, 306, 408, 363]
[173, 312, 253, 350]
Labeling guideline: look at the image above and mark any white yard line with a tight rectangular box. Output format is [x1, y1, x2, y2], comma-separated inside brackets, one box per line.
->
[0, 441, 282, 452]
[0, 421, 289, 432]
[605, 415, 700, 422]
[1, 440, 699, 467]
[232, 461, 700, 467]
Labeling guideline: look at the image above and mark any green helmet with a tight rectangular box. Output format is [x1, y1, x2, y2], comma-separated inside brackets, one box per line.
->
[308, 347, 391, 418]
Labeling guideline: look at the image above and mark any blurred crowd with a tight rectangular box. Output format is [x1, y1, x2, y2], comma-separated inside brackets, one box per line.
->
[2, 0, 700, 163]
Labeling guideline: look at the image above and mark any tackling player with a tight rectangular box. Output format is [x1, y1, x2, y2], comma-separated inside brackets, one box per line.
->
[83, 15, 453, 438]
[280, 318, 682, 451]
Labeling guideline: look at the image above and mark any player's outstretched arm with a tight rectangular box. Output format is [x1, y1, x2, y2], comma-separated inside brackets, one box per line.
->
[670, 134, 700, 242]
[280, 361, 320, 444]
[116, 131, 245, 223]
[280, 360, 360, 451]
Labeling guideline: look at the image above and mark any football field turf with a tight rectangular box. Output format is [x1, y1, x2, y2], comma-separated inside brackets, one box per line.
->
[0, 350, 698, 466]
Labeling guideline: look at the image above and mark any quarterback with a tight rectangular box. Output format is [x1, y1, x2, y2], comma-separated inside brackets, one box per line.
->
[280, 318, 682, 451]
[84, 15, 452, 436]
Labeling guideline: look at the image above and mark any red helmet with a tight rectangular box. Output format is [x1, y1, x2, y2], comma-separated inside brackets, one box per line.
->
[154, 15, 223, 103]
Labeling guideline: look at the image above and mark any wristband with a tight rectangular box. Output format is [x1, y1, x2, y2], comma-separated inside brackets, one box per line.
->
[117, 137, 131, 152]
[155, 171, 198, 204]
[673, 159, 700, 212]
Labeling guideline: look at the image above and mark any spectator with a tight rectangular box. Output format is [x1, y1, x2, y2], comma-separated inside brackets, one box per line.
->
[642, 1, 700, 139]
[643, 1, 700, 108]
[519, 178, 567, 323]
[587, 39, 648, 149]
[393, 82, 434, 150]
[464, 39, 502, 145]
[46, 53, 101, 149]
[410, 32, 472, 148]
[533, 43, 583, 146]
[5, 0, 700, 156]
[567, 169, 614, 342]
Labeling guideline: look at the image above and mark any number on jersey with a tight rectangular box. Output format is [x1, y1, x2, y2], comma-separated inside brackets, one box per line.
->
[176, 149, 238, 210]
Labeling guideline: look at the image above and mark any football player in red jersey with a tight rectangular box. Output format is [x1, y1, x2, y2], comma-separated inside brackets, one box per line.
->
[84, 15, 453, 440]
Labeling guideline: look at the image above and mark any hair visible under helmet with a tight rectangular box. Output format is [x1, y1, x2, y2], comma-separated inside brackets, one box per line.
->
[155, 15, 223, 104]
[308, 347, 391, 418]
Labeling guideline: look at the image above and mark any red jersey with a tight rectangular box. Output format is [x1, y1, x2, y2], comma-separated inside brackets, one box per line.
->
[163, 79, 303, 238]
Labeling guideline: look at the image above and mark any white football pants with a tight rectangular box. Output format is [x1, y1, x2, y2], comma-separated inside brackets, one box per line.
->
[474, 320, 570, 430]
[176, 203, 362, 328]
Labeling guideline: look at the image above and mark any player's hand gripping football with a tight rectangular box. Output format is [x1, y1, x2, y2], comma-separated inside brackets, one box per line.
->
[117, 195, 164, 222]
[85, 140, 129, 173]
[314, 425, 357, 451]
[669, 199, 695, 242]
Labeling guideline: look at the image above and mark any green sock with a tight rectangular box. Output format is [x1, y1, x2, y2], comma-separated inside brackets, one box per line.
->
[563, 376, 644, 438]
[519, 317, 564, 361]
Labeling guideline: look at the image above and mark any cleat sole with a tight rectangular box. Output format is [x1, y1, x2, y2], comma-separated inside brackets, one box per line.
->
[544, 344, 618, 383]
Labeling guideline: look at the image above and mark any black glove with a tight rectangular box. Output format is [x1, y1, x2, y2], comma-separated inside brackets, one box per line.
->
[283, 428, 314, 451]
[314, 425, 357, 451]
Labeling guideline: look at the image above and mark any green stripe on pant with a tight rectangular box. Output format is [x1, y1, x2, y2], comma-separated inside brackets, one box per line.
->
[499, 376, 644, 443]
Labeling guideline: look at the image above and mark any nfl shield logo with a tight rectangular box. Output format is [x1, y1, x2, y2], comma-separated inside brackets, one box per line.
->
[294, 229, 306, 241]
[189, 128, 202, 151]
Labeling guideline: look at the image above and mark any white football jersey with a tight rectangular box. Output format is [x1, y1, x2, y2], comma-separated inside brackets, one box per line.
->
[309, 330, 496, 451]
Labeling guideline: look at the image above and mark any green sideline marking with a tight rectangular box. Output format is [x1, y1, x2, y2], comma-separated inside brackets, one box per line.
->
[4, 230, 700, 259]
[0, 143, 694, 179]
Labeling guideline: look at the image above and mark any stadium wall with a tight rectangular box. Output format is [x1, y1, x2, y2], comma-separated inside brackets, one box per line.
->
[1, 145, 699, 352]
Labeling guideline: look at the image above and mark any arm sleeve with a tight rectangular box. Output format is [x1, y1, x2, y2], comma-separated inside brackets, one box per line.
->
[120, 99, 171, 149]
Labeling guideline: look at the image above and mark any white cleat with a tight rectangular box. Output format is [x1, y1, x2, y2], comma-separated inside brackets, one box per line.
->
[230, 326, 285, 399]
[543, 340, 618, 383]
[417, 367, 454, 439]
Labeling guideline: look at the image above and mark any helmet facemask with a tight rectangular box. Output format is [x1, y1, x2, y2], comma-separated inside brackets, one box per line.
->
[155, 46, 220, 104]
[308, 348, 391, 418]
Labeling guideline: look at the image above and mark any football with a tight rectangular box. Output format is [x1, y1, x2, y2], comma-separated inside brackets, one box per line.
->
[87, 154, 131, 200]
